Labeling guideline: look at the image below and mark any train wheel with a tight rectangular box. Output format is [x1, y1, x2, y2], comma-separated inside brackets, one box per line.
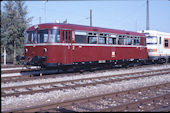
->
[61, 67, 68, 72]
[158, 58, 166, 64]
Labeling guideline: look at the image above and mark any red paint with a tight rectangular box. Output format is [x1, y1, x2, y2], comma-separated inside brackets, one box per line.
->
[25, 23, 148, 66]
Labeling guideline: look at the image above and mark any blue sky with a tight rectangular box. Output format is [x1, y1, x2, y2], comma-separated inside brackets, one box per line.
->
[3, 0, 170, 33]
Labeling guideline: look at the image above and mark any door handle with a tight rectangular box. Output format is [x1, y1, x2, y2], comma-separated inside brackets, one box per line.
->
[72, 46, 75, 50]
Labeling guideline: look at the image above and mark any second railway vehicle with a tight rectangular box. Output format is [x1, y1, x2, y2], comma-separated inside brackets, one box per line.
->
[140, 30, 170, 63]
[18, 23, 148, 69]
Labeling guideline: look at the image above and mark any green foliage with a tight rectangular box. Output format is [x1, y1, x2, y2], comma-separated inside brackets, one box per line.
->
[1, 1, 32, 63]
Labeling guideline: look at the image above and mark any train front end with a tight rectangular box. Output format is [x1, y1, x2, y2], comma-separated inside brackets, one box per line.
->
[18, 24, 61, 68]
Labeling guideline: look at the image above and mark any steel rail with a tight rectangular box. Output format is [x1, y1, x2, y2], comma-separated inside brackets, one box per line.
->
[2, 67, 170, 83]
[2, 68, 170, 91]
[3, 83, 170, 112]
[100, 93, 170, 112]
[2, 69, 170, 97]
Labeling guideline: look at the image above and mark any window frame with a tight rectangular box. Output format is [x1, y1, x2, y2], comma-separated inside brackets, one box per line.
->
[164, 39, 169, 48]
[118, 35, 125, 45]
[36, 29, 49, 43]
[26, 31, 36, 44]
[133, 36, 140, 45]
[88, 32, 98, 44]
[125, 35, 133, 45]
[108, 34, 117, 45]
[98, 33, 108, 44]
[74, 30, 87, 44]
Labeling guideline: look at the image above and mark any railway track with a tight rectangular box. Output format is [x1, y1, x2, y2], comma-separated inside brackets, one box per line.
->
[1, 65, 23, 68]
[1, 63, 169, 82]
[1, 66, 40, 74]
[2, 64, 170, 83]
[2, 68, 170, 98]
[3, 83, 170, 112]
[1, 69, 60, 83]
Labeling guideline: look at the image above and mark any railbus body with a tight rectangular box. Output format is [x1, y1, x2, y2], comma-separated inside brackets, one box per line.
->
[141, 30, 170, 63]
[22, 23, 148, 68]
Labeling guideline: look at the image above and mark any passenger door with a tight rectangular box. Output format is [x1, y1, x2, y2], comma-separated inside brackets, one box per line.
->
[62, 30, 73, 64]
[158, 36, 163, 54]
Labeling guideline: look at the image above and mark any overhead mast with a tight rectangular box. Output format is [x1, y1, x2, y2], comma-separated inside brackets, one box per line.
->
[90, 9, 92, 26]
[44, 0, 48, 23]
[146, 0, 149, 30]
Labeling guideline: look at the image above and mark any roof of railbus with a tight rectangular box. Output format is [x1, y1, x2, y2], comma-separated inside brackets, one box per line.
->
[27, 23, 145, 36]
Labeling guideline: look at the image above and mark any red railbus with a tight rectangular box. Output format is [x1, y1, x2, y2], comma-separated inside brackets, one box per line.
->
[21, 23, 148, 68]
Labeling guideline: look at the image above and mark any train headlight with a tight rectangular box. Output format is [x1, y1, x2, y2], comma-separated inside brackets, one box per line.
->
[148, 49, 153, 52]
[43, 48, 47, 53]
[25, 48, 28, 53]
[149, 49, 157, 52]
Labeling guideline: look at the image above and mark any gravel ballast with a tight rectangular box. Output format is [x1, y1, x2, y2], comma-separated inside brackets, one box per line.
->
[2, 64, 170, 111]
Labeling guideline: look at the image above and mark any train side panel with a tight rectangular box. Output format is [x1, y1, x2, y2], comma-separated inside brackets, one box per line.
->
[71, 45, 147, 63]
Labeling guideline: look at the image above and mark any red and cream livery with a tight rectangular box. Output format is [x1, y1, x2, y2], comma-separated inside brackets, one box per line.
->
[22, 23, 148, 68]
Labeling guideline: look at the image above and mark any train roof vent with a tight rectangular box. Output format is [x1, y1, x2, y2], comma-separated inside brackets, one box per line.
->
[56, 20, 60, 23]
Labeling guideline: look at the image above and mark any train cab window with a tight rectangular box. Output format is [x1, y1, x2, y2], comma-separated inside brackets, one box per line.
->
[49, 29, 60, 43]
[118, 35, 125, 45]
[146, 36, 157, 45]
[37, 29, 48, 43]
[165, 39, 169, 47]
[75, 31, 87, 43]
[26, 31, 35, 44]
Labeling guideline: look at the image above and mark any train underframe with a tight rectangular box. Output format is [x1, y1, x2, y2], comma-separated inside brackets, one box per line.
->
[17, 55, 147, 71]
[17, 54, 170, 72]
[148, 56, 170, 64]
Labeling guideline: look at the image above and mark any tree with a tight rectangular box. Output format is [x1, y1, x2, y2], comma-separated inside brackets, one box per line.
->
[1, 1, 32, 64]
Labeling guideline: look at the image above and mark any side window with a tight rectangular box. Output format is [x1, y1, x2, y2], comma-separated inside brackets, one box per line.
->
[165, 39, 169, 47]
[108, 34, 117, 45]
[99, 33, 107, 44]
[75, 31, 87, 43]
[62, 31, 65, 43]
[125, 36, 132, 45]
[118, 35, 124, 45]
[88, 36, 97, 44]
[159, 37, 161, 44]
[142, 37, 146, 46]
[63, 30, 71, 43]
[137, 37, 140, 45]
[108, 38, 116, 44]
[99, 37, 106, 44]
[88, 32, 97, 44]
[134, 37, 140, 45]
[68, 31, 71, 43]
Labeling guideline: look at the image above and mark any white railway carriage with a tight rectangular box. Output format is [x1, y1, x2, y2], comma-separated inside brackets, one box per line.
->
[140, 30, 170, 63]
